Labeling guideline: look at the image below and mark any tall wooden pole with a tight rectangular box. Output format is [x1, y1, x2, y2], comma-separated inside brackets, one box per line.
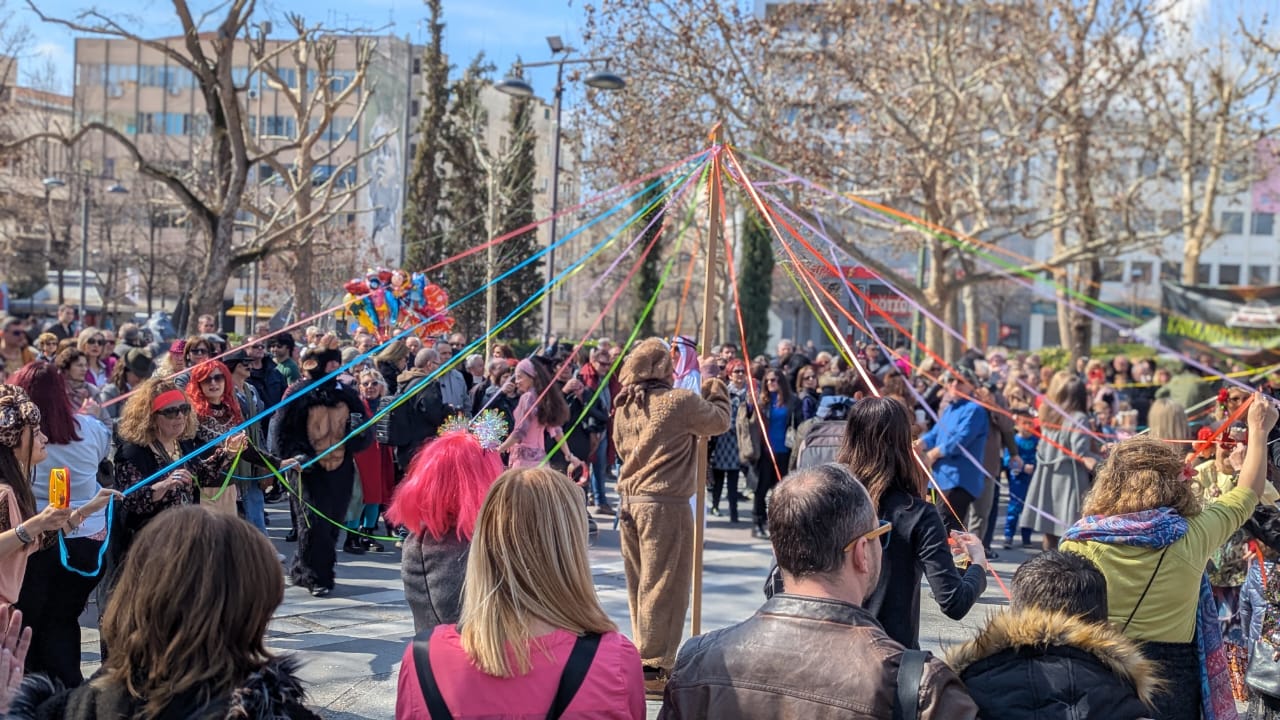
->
[691, 124, 724, 636]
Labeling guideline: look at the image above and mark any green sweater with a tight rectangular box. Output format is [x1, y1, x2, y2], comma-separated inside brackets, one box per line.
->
[1061, 485, 1258, 643]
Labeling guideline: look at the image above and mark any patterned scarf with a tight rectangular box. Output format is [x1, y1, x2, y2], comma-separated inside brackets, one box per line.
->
[1064, 508, 1236, 720]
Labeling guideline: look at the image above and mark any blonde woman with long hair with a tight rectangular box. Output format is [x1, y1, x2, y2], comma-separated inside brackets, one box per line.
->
[395, 467, 644, 719]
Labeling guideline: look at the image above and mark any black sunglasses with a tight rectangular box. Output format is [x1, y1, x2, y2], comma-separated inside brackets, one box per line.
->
[203, 374, 225, 383]
[188, 347, 210, 356]
[156, 404, 191, 418]
[86, 338, 104, 345]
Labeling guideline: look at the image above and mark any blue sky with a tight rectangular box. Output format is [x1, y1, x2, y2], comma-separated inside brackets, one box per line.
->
[18, 0, 587, 94]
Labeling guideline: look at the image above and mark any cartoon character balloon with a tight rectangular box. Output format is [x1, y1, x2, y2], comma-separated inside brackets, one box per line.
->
[341, 268, 454, 341]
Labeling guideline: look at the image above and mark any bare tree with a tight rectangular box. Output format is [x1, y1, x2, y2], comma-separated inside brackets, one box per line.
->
[242, 15, 383, 316]
[1141, 17, 1280, 284]
[8, 0, 381, 328]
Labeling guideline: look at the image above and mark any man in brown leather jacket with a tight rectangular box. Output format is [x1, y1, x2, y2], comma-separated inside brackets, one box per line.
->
[659, 463, 978, 719]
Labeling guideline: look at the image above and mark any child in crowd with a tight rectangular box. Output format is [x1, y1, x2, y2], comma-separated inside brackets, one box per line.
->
[1090, 398, 1116, 437]
[1002, 409, 1037, 550]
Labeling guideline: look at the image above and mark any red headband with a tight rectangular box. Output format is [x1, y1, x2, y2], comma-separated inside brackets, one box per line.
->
[152, 389, 187, 413]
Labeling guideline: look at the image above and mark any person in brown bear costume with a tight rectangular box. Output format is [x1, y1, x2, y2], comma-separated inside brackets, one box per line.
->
[612, 337, 730, 696]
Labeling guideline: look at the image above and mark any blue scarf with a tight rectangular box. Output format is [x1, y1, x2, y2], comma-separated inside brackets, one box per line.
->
[1064, 507, 1235, 720]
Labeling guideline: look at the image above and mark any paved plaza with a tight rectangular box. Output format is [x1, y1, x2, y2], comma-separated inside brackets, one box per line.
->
[76, 503, 1020, 718]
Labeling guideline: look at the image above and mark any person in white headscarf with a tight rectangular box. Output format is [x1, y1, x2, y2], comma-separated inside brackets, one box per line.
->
[671, 336, 701, 393]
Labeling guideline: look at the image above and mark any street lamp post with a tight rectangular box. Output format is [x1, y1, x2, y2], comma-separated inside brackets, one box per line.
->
[496, 37, 625, 342]
[41, 175, 128, 326]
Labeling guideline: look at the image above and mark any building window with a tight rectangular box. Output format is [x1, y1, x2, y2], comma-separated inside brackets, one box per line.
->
[412, 58, 421, 74]
[335, 167, 357, 189]
[1221, 211, 1245, 235]
[1130, 261, 1153, 284]
[1249, 265, 1272, 285]
[1161, 261, 1183, 282]
[410, 99, 420, 117]
[262, 116, 296, 137]
[1253, 212, 1275, 236]
[1159, 210, 1181, 231]
[1197, 263, 1212, 284]
[1218, 264, 1241, 286]
[1101, 260, 1124, 282]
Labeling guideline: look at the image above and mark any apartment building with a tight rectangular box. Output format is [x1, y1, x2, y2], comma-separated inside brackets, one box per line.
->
[67, 32, 577, 332]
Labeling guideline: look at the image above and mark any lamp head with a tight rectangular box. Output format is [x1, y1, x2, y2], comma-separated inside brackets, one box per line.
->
[495, 76, 535, 98]
[584, 70, 626, 91]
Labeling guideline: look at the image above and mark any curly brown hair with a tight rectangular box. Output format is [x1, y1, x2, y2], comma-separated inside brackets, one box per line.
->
[117, 378, 197, 448]
[1081, 436, 1201, 518]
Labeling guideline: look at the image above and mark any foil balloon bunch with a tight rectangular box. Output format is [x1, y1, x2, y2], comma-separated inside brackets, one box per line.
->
[343, 268, 455, 340]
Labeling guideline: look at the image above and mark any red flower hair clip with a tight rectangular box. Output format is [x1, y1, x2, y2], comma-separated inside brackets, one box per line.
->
[1218, 388, 1230, 413]
[1181, 464, 1197, 482]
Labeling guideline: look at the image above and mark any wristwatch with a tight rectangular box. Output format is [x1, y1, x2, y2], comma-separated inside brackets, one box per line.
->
[14, 523, 33, 545]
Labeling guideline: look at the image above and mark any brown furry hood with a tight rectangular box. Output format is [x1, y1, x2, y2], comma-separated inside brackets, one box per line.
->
[619, 337, 673, 387]
[945, 608, 1163, 708]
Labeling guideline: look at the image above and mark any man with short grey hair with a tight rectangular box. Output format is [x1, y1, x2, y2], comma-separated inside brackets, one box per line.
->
[433, 340, 468, 411]
[463, 353, 485, 392]
[661, 463, 978, 719]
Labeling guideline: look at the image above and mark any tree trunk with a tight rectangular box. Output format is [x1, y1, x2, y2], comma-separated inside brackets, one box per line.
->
[942, 292, 962, 363]
[962, 283, 981, 349]
[292, 243, 317, 319]
[921, 234, 951, 362]
[188, 220, 232, 331]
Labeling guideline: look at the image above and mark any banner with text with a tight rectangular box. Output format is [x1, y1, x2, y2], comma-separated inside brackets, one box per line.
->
[1160, 282, 1280, 366]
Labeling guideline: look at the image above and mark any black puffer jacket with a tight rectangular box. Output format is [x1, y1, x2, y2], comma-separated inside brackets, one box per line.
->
[945, 608, 1161, 720]
[9, 656, 321, 720]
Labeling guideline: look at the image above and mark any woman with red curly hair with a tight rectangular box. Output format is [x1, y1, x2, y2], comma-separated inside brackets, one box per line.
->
[387, 428, 503, 635]
[185, 360, 249, 515]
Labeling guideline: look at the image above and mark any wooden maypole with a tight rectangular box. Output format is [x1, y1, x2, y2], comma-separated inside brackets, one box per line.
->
[691, 124, 725, 636]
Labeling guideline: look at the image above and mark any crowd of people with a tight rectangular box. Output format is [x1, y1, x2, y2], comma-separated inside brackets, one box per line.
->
[0, 301, 1280, 718]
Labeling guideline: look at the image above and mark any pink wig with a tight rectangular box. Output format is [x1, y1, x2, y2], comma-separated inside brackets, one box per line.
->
[386, 430, 503, 542]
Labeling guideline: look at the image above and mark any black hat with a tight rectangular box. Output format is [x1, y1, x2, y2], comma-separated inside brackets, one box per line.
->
[941, 366, 980, 387]
[123, 348, 155, 378]
[223, 350, 251, 372]
[266, 333, 296, 351]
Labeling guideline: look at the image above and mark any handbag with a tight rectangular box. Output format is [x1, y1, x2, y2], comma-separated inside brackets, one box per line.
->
[737, 405, 759, 464]
[1247, 639, 1280, 699]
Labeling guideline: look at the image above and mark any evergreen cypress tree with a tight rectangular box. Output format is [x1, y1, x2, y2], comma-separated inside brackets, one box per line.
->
[402, 0, 449, 269]
[632, 179, 667, 338]
[436, 58, 493, 336]
[493, 61, 542, 341]
[738, 214, 774, 356]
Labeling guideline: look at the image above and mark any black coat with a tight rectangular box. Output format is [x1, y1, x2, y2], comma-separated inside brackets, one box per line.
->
[946, 608, 1160, 720]
[9, 656, 321, 720]
[863, 488, 987, 649]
